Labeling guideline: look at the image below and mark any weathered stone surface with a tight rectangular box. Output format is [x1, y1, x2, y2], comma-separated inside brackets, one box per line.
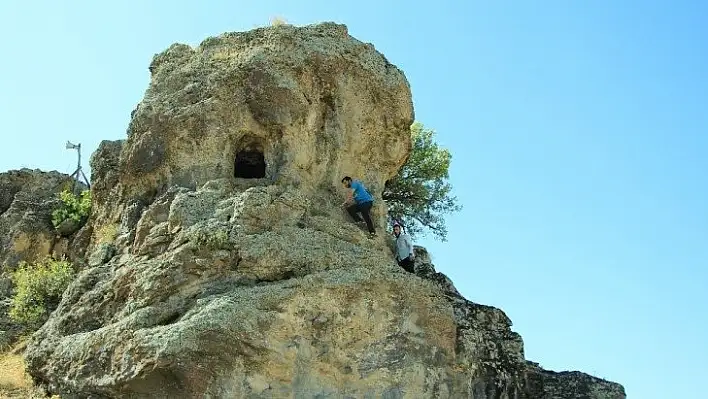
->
[55, 217, 81, 237]
[89, 140, 124, 208]
[0, 169, 70, 269]
[24, 188, 625, 398]
[91, 21, 413, 241]
[22, 22, 624, 399]
[525, 361, 626, 399]
[87, 243, 116, 267]
[410, 250, 625, 399]
[0, 169, 88, 348]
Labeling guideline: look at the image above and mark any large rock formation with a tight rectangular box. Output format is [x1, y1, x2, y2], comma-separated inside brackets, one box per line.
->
[0, 169, 89, 347]
[20, 22, 625, 398]
[0, 169, 73, 269]
[89, 21, 412, 245]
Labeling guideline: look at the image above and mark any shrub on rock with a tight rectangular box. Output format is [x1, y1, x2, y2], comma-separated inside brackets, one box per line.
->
[8, 257, 75, 328]
[51, 189, 91, 236]
[188, 226, 230, 250]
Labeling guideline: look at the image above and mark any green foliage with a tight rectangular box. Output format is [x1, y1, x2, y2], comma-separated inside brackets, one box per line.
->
[8, 258, 75, 328]
[190, 228, 230, 250]
[51, 189, 92, 228]
[383, 122, 461, 241]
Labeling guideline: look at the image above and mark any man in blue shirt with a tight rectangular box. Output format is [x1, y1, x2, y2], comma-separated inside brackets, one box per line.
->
[341, 176, 376, 237]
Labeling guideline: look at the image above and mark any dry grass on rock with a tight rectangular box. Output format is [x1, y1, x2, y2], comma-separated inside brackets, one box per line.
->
[0, 342, 50, 399]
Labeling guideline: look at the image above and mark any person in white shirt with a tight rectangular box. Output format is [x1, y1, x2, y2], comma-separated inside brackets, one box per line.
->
[393, 222, 414, 273]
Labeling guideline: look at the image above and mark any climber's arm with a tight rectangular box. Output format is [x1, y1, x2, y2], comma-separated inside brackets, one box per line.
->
[342, 188, 354, 206]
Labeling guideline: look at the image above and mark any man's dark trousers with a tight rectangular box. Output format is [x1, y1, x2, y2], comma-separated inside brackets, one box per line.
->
[347, 200, 375, 233]
[398, 256, 415, 273]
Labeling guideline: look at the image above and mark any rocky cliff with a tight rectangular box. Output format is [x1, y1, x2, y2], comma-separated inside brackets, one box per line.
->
[0, 169, 90, 347]
[0, 22, 625, 398]
[0, 169, 87, 269]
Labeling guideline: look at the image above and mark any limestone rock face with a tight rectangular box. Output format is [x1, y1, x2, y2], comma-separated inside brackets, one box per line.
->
[23, 22, 624, 399]
[525, 362, 626, 399]
[89, 140, 124, 210]
[95, 22, 413, 238]
[0, 169, 70, 269]
[26, 176, 524, 398]
[0, 169, 86, 347]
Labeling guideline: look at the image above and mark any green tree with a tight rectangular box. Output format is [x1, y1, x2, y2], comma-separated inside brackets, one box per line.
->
[383, 122, 461, 241]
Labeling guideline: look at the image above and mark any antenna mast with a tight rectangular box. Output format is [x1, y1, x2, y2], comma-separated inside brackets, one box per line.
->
[65, 141, 90, 191]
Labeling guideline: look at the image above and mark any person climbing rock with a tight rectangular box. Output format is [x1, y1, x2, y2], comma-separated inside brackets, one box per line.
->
[341, 176, 376, 237]
[393, 222, 415, 273]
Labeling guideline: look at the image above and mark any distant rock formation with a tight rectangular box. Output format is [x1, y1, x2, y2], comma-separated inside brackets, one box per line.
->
[7, 22, 625, 398]
[525, 361, 626, 399]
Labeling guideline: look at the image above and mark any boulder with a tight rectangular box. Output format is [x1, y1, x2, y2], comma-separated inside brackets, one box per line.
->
[23, 22, 624, 399]
[0, 169, 70, 269]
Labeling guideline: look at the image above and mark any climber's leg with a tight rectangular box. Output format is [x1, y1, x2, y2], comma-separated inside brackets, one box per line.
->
[359, 201, 375, 234]
[346, 203, 364, 223]
[398, 257, 415, 273]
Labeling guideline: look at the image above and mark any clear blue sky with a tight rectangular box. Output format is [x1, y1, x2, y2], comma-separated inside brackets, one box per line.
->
[1, 1, 706, 397]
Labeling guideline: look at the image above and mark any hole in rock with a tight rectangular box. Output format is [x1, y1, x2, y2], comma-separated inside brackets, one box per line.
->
[234, 150, 266, 179]
[157, 311, 182, 326]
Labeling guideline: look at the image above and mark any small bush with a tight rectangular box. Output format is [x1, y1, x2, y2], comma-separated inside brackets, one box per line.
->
[270, 16, 288, 26]
[51, 189, 91, 229]
[190, 229, 230, 250]
[96, 223, 119, 244]
[8, 258, 75, 328]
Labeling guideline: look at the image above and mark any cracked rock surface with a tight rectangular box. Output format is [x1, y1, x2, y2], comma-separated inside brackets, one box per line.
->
[20, 22, 625, 399]
[0, 169, 89, 347]
[24, 194, 626, 398]
[0, 169, 82, 270]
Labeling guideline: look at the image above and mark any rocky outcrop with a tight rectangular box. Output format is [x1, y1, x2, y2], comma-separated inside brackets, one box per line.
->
[0, 169, 88, 347]
[413, 249, 625, 398]
[0, 169, 72, 269]
[22, 22, 624, 398]
[89, 22, 413, 248]
[525, 361, 626, 399]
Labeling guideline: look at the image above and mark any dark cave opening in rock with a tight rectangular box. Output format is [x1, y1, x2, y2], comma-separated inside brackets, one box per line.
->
[234, 150, 266, 179]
